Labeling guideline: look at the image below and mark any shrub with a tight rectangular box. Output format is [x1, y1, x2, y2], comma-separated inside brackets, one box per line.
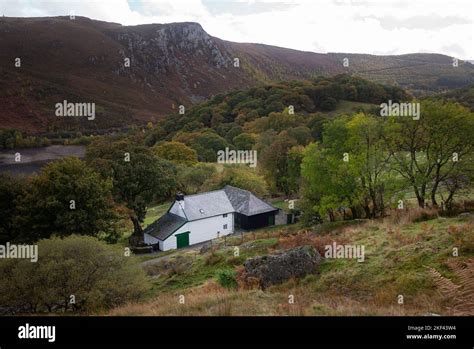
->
[0, 235, 149, 314]
[410, 207, 439, 223]
[216, 269, 238, 289]
[235, 266, 261, 290]
[204, 252, 224, 266]
[385, 207, 439, 226]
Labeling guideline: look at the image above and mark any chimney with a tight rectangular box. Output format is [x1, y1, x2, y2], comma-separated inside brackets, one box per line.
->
[176, 192, 185, 211]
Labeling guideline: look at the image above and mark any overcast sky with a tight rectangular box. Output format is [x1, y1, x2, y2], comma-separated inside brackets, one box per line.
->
[1, 0, 473, 60]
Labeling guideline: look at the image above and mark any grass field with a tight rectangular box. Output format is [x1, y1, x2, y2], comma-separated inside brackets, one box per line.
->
[109, 211, 474, 316]
[143, 202, 172, 227]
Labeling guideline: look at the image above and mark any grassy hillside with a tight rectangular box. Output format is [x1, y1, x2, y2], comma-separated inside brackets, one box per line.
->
[109, 212, 473, 316]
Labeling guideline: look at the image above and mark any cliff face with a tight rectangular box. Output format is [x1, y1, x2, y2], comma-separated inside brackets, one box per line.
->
[0, 16, 472, 133]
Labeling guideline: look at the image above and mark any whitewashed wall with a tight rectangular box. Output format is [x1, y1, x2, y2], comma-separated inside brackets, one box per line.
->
[161, 213, 234, 251]
[144, 233, 159, 245]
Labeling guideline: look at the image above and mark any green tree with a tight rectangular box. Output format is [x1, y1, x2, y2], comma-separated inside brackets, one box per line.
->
[260, 131, 298, 194]
[346, 113, 395, 217]
[0, 174, 25, 243]
[384, 100, 474, 207]
[86, 139, 176, 240]
[233, 133, 256, 150]
[15, 157, 116, 242]
[0, 235, 149, 314]
[301, 114, 396, 220]
[176, 163, 217, 194]
[301, 143, 359, 221]
[285, 146, 305, 195]
[203, 166, 269, 198]
[287, 126, 313, 146]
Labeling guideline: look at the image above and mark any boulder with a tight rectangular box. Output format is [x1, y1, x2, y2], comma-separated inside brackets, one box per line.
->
[243, 246, 321, 289]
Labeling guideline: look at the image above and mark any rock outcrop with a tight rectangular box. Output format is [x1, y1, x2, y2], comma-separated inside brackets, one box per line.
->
[243, 246, 321, 289]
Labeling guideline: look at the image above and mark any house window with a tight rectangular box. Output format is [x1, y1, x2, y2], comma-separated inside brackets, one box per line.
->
[223, 214, 228, 218]
[223, 224, 228, 229]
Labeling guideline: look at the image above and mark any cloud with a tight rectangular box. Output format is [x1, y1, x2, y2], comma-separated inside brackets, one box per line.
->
[355, 14, 471, 30]
[0, 0, 472, 59]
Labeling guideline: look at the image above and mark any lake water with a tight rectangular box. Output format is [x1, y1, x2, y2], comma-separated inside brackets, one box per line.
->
[0, 145, 86, 176]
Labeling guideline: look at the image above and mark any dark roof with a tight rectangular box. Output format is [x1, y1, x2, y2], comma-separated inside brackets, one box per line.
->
[143, 212, 186, 240]
[223, 185, 278, 216]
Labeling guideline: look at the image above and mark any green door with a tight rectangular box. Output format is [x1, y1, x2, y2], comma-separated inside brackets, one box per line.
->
[176, 232, 190, 249]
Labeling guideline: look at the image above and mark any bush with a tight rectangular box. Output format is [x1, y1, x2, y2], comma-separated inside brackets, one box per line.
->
[204, 252, 224, 266]
[386, 207, 439, 226]
[410, 207, 439, 223]
[216, 269, 238, 289]
[0, 235, 149, 314]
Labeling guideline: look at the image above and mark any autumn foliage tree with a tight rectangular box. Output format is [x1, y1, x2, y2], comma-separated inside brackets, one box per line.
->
[152, 141, 198, 165]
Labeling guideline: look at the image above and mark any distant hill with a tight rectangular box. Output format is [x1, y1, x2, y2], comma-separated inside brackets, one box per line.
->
[433, 85, 474, 111]
[1, 16, 473, 133]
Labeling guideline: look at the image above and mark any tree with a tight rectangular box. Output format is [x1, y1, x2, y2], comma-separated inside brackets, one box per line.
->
[15, 157, 117, 242]
[0, 235, 149, 314]
[287, 126, 313, 146]
[233, 133, 256, 150]
[284, 146, 305, 195]
[173, 130, 231, 162]
[86, 139, 176, 240]
[346, 113, 394, 217]
[307, 113, 329, 142]
[176, 163, 217, 194]
[0, 174, 24, 244]
[152, 141, 198, 165]
[301, 114, 397, 220]
[384, 100, 474, 207]
[203, 166, 269, 198]
[301, 143, 359, 221]
[260, 131, 298, 194]
[144, 125, 167, 146]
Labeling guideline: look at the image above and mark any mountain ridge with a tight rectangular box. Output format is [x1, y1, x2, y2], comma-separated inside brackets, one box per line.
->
[1, 16, 473, 133]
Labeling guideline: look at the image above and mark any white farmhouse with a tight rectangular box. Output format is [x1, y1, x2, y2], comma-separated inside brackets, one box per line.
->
[143, 185, 279, 251]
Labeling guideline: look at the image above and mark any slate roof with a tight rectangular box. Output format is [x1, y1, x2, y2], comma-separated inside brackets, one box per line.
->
[143, 212, 186, 240]
[223, 185, 278, 216]
[179, 189, 235, 221]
